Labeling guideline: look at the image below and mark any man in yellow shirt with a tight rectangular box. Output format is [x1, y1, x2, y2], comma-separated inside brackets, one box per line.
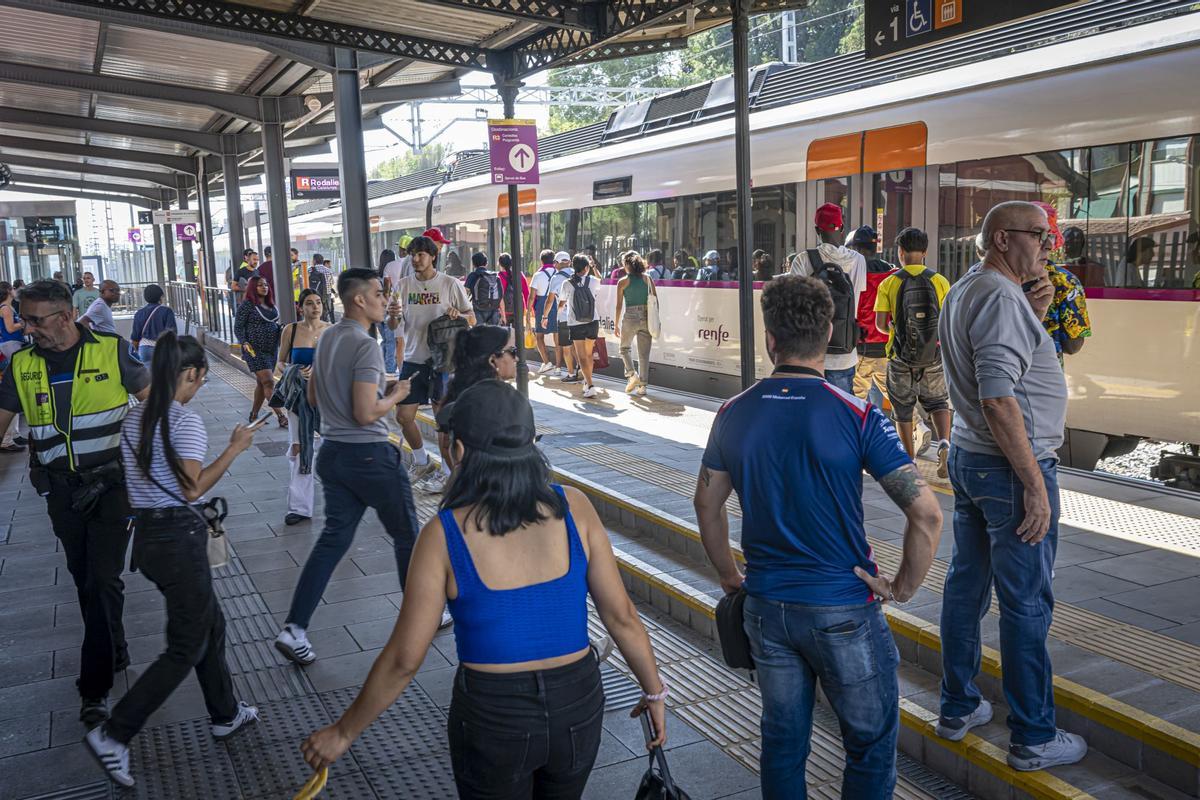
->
[875, 227, 953, 477]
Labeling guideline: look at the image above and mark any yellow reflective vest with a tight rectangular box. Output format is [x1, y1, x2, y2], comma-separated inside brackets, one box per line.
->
[11, 331, 129, 471]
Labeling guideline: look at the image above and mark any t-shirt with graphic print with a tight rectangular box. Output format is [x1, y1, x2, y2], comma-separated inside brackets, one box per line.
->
[397, 271, 472, 364]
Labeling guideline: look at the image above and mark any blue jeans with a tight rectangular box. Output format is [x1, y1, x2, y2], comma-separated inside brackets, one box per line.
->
[286, 440, 418, 629]
[940, 446, 1060, 746]
[136, 344, 156, 364]
[825, 365, 856, 394]
[744, 595, 899, 800]
[379, 324, 398, 373]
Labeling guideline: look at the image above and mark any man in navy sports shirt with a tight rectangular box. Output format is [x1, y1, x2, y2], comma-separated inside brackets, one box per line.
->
[694, 275, 942, 800]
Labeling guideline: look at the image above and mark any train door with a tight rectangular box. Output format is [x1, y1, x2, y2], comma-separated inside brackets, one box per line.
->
[803, 175, 861, 250]
[862, 168, 925, 263]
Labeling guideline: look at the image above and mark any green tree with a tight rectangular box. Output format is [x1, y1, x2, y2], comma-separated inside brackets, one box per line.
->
[546, 2, 861, 133]
[369, 142, 450, 180]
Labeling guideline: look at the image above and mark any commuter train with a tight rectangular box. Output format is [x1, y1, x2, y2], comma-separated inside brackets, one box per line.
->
[288, 3, 1200, 473]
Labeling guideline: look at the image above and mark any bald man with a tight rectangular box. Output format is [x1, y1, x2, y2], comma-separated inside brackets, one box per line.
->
[80, 280, 121, 334]
[934, 200, 1085, 771]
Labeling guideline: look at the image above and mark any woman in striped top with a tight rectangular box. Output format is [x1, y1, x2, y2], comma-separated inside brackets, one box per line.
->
[84, 332, 261, 789]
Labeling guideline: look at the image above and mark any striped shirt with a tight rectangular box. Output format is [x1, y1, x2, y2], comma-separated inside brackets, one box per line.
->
[120, 401, 208, 508]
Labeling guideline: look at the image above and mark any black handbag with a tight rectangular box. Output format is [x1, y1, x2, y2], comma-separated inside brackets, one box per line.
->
[634, 744, 691, 800]
[715, 587, 754, 670]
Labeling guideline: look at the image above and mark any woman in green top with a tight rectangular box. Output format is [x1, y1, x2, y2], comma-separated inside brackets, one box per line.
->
[613, 250, 657, 397]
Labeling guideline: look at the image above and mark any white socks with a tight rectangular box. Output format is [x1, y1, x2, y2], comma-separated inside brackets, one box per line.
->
[412, 449, 430, 466]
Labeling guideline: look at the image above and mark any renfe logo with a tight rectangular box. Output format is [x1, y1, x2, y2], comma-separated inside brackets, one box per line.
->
[697, 324, 731, 346]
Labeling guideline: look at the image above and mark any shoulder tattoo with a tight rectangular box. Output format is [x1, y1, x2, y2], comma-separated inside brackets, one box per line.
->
[879, 464, 927, 510]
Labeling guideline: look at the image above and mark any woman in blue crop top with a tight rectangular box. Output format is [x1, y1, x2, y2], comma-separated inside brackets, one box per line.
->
[273, 289, 329, 528]
[301, 380, 667, 798]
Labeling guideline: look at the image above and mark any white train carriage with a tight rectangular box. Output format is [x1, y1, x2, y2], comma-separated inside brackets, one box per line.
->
[287, 1, 1200, 471]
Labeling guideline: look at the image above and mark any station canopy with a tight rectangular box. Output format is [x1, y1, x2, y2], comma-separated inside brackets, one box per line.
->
[0, 0, 809, 208]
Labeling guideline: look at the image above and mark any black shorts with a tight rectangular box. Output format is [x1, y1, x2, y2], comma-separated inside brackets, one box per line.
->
[556, 326, 574, 347]
[568, 321, 599, 341]
[398, 360, 442, 406]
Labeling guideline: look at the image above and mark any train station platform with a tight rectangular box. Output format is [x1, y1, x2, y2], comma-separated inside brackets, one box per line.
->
[1, 354, 1199, 800]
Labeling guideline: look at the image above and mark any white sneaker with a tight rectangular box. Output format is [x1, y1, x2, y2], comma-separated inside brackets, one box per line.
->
[84, 725, 134, 788]
[583, 385, 597, 398]
[419, 473, 447, 494]
[274, 624, 316, 666]
[537, 362, 554, 375]
[937, 441, 950, 479]
[916, 422, 933, 457]
[625, 374, 640, 393]
[212, 701, 259, 740]
[440, 609, 454, 629]
[935, 698, 993, 742]
[634, 384, 647, 397]
[1007, 729, 1088, 771]
[408, 459, 438, 485]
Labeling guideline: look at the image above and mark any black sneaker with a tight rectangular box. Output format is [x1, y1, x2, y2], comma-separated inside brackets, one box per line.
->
[80, 696, 110, 727]
[284, 513, 310, 526]
[562, 373, 583, 384]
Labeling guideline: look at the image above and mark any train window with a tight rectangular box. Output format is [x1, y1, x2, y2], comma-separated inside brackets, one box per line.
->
[871, 170, 913, 263]
[1116, 137, 1197, 288]
[815, 178, 850, 222]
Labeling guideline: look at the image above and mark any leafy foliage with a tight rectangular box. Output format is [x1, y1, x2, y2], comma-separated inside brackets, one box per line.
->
[369, 142, 451, 181]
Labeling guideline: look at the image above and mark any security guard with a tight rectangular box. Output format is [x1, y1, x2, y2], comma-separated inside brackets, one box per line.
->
[0, 280, 149, 726]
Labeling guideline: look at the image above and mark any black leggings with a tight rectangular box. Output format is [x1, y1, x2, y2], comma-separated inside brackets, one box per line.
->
[448, 652, 604, 800]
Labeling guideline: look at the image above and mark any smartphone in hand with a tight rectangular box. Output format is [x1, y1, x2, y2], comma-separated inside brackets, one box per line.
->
[247, 412, 273, 430]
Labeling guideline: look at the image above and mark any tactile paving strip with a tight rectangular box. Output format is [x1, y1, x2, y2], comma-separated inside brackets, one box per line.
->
[1060, 489, 1200, 558]
[362, 753, 458, 800]
[320, 686, 449, 770]
[127, 717, 243, 800]
[564, 445, 742, 516]
[246, 770, 380, 800]
[601, 665, 643, 710]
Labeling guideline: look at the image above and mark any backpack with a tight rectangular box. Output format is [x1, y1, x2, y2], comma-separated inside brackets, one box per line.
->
[569, 275, 595, 321]
[308, 267, 327, 298]
[427, 314, 469, 373]
[807, 249, 858, 356]
[501, 272, 522, 316]
[858, 258, 896, 358]
[892, 269, 942, 368]
[471, 271, 501, 312]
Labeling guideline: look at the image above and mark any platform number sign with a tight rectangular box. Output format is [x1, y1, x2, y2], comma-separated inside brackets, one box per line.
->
[866, 0, 1082, 59]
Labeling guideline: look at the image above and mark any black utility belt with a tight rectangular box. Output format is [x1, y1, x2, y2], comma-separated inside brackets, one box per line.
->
[135, 506, 201, 522]
[43, 460, 123, 488]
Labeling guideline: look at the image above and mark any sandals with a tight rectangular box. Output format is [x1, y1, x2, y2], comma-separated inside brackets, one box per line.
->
[275, 412, 288, 429]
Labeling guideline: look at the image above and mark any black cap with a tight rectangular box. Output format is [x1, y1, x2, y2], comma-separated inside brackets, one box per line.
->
[242, 247, 257, 257]
[849, 226, 878, 248]
[438, 379, 536, 455]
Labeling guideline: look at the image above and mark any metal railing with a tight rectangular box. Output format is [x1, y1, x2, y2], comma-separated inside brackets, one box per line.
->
[165, 281, 239, 345]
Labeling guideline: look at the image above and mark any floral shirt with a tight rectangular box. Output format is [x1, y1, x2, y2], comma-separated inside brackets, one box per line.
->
[1044, 263, 1091, 359]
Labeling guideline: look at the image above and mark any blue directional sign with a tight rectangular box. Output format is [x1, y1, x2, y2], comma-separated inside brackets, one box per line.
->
[906, 0, 933, 38]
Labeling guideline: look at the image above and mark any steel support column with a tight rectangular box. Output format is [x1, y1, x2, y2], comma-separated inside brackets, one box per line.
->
[333, 48, 372, 268]
[732, 0, 755, 390]
[496, 71, 528, 396]
[221, 150, 245, 276]
[151, 201, 166, 286]
[160, 191, 177, 283]
[176, 174, 195, 283]
[197, 159, 218, 289]
[262, 121, 296, 324]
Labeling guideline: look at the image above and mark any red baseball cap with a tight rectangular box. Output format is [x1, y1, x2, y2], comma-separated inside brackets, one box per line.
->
[422, 227, 452, 246]
[814, 203, 844, 232]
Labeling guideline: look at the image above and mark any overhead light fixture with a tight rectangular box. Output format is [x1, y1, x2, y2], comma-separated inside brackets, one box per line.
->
[304, 95, 323, 113]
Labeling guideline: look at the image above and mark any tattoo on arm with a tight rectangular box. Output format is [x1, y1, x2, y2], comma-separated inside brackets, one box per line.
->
[700, 466, 713, 488]
[879, 464, 927, 510]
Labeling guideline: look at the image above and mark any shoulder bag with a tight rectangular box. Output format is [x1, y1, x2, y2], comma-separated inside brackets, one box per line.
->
[635, 735, 691, 799]
[715, 587, 754, 670]
[646, 277, 662, 339]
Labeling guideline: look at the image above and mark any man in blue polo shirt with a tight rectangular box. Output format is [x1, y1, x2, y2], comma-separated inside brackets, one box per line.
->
[694, 275, 943, 800]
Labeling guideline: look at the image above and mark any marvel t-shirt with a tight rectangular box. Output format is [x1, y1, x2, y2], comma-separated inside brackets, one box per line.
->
[397, 272, 472, 364]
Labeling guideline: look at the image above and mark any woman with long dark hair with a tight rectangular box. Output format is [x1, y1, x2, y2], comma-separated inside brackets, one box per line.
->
[234, 275, 286, 427]
[435, 325, 519, 472]
[301, 380, 667, 799]
[377, 248, 399, 373]
[84, 332, 260, 788]
[273, 288, 330, 526]
[0, 281, 26, 452]
[613, 251, 657, 397]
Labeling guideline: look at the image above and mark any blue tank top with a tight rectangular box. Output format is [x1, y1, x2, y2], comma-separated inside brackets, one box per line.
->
[290, 347, 315, 366]
[442, 485, 590, 664]
[0, 308, 22, 344]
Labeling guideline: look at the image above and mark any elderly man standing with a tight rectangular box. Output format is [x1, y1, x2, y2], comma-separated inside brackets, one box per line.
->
[935, 201, 1087, 771]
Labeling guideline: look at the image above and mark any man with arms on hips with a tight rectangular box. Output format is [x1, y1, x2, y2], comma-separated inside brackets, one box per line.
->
[527, 249, 560, 375]
[789, 204, 867, 394]
[0, 280, 150, 726]
[274, 268, 423, 665]
[934, 201, 1087, 771]
[695, 275, 942, 800]
[392, 235, 474, 495]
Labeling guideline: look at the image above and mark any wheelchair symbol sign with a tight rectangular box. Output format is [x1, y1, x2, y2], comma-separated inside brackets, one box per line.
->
[906, 0, 932, 37]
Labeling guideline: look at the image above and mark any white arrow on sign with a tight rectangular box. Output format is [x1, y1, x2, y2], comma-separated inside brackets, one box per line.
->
[508, 143, 535, 174]
[874, 30, 887, 46]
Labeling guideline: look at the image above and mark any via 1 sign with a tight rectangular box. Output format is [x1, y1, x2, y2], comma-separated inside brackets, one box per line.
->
[487, 119, 539, 185]
[290, 168, 340, 199]
[865, 0, 1083, 59]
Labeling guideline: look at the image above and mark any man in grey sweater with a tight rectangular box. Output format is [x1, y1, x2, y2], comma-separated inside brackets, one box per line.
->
[934, 201, 1087, 771]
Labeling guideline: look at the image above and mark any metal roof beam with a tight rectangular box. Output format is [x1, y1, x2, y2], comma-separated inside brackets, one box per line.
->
[0, 60, 307, 123]
[307, 80, 464, 108]
[1, 183, 154, 208]
[0, 133, 196, 172]
[0, 153, 178, 188]
[413, 0, 596, 31]
[7, 172, 161, 200]
[6, 0, 492, 71]
[0, 0, 394, 71]
[0, 107, 258, 154]
[288, 114, 388, 142]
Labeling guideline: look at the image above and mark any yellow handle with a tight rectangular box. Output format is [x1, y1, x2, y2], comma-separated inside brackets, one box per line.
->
[293, 766, 328, 800]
